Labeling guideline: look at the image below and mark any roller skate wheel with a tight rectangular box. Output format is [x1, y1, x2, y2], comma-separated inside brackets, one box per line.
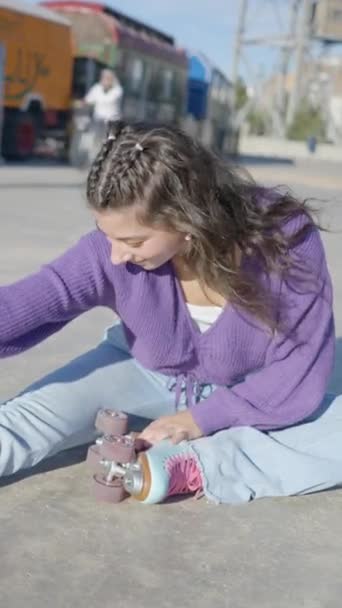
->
[95, 409, 128, 435]
[86, 444, 101, 469]
[86, 445, 111, 474]
[99, 434, 135, 463]
[93, 474, 126, 503]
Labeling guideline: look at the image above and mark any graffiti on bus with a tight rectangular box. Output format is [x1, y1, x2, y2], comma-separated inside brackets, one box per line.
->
[5, 48, 50, 101]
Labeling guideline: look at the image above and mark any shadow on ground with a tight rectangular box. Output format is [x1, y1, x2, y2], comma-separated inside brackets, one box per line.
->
[237, 154, 295, 166]
[0, 414, 151, 488]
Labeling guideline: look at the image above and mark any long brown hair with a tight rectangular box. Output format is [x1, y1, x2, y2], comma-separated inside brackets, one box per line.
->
[86, 120, 317, 328]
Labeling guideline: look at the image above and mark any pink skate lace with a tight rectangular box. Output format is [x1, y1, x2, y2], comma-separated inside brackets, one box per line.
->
[165, 453, 204, 500]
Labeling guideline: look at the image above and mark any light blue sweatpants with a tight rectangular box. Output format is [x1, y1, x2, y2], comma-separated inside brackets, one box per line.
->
[1, 323, 342, 504]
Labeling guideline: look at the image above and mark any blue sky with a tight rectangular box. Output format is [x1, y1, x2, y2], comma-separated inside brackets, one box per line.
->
[32, 1, 341, 83]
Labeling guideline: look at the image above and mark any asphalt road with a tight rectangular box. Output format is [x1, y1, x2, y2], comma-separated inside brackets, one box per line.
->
[1, 159, 342, 608]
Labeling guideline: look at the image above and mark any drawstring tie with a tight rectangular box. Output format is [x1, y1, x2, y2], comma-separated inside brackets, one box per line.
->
[167, 374, 209, 410]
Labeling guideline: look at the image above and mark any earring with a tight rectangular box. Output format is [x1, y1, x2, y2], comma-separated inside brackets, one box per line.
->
[185, 234, 191, 241]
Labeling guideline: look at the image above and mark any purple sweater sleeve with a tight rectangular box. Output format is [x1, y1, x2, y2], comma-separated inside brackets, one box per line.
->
[0, 231, 115, 357]
[190, 224, 335, 434]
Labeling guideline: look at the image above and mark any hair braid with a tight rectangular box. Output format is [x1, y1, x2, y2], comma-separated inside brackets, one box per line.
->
[87, 121, 135, 207]
[86, 138, 115, 206]
[87, 121, 157, 209]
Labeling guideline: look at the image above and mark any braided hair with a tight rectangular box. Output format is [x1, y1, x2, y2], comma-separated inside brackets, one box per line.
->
[87, 121, 158, 212]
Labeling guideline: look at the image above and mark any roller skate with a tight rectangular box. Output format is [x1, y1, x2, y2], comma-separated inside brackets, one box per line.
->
[86, 408, 203, 504]
[86, 408, 136, 503]
[123, 439, 204, 504]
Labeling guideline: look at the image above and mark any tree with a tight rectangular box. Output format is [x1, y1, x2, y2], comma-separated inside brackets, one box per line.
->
[286, 102, 326, 141]
[246, 109, 271, 135]
[235, 78, 248, 110]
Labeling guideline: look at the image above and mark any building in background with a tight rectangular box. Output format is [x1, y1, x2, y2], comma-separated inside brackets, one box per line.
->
[307, 55, 342, 142]
[313, 0, 342, 43]
[258, 54, 342, 143]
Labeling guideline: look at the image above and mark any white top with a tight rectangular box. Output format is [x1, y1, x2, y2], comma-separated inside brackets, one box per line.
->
[186, 303, 223, 333]
[85, 83, 123, 122]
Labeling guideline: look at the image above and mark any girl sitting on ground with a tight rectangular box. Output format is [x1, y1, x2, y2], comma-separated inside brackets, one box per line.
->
[0, 121, 338, 505]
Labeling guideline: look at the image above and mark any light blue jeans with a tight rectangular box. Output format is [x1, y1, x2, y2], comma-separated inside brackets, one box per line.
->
[1, 322, 342, 504]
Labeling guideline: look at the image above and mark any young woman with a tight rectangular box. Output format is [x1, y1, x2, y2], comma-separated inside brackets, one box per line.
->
[0, 121, 340, 505]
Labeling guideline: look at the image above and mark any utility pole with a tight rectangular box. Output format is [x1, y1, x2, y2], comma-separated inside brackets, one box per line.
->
[230, 0, 315, 136]
[231, 0, 248, 110]
[285, 0, 313, 129]
[275, 0, 301, 136]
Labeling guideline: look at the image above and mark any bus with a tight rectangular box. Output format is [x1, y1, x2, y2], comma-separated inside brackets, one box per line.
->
[0, 0, 73, 159]
[42, 2, 188, 127]
[187, 52, 238, 155]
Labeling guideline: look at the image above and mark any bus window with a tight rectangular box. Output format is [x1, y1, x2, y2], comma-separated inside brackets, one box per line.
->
[72, 58, 104, 99]
[162, 69, 173, 100]
[72, 58, 89, 99]
[147, 66, 163, 101]
[129, 58, 144, 94]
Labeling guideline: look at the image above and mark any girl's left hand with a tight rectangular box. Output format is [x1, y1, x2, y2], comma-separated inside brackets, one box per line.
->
[138, 410, 203, 446]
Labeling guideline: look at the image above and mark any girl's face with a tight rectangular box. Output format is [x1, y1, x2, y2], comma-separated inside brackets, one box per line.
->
[93, 207, 187, 270]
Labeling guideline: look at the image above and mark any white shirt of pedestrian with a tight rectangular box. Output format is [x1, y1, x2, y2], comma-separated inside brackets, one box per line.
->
[85, 83, 123, 121]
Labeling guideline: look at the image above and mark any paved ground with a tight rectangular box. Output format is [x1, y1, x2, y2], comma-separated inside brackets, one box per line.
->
[1, 158, 342, 608]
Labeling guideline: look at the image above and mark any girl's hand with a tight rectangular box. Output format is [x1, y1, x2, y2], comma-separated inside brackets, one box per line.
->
[138, 410, 203, 446]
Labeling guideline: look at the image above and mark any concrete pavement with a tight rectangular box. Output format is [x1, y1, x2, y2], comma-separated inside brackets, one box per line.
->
[1, 160, 342, 608]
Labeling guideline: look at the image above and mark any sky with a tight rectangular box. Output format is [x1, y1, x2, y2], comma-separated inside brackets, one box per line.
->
[31, 0, 342, 84]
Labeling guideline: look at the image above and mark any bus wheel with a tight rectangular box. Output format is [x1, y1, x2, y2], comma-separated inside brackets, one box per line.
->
[2, 112, 38, 160]
[15, 113, 37, 159]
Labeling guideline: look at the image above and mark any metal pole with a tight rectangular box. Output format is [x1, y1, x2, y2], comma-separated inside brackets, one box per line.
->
[231, 0, 248, 110]
[285, 0, 313, 129]
[275, 0, 301, 136]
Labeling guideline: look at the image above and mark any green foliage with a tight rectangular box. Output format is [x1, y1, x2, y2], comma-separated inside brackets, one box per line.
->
[246, 109, 270, 135]
[287, 103, 326, 141]
[235, 78, 248, 110]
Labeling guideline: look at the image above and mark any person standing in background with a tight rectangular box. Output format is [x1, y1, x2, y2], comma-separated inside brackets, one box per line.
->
[85, 69, 123, 123]
[84, 68, 123, 147]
